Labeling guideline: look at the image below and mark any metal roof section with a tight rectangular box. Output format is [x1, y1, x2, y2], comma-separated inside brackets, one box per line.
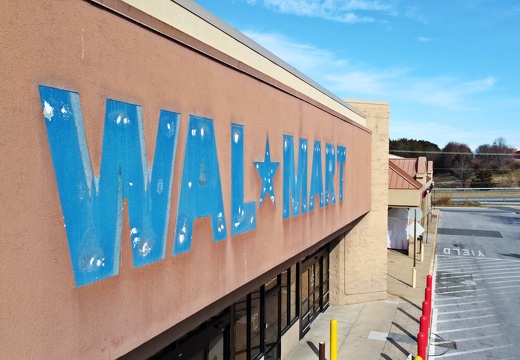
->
[388, 161, 422, 190]
[116, 0, 366, 126]
[389, 158, 418, 178]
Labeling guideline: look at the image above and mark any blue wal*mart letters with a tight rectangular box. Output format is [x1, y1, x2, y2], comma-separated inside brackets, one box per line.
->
[39, 86, 180, 287]
[231, 124, 256, 235]
[173, 116, 227, 255]
[283, 135, 308, 219]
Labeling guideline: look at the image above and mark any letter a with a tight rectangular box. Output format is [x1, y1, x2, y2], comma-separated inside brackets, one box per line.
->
[174, 116, 227, 254]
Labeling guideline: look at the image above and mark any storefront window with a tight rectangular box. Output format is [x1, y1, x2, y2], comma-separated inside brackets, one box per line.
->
[208, 333, 224, 360]
[250, 289, 261, 359]
[280, 270, 288, 330]
[234, 296, 248, 360]
[265, 289, 279, 352]
[188, 350, 204, 360]
[290, 264, 297, 322]
[264, 276, 278, 292]
[323, 255, 329, 308]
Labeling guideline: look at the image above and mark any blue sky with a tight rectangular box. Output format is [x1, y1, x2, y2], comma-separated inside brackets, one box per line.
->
[193, 0, 520, 151]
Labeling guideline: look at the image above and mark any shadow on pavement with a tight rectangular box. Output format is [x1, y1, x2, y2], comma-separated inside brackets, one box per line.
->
[399, 296, 422, 311]
[397, 307, 420, 324]
[306, 341, 319, 356]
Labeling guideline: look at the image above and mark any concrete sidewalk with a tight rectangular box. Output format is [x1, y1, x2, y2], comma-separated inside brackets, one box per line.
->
[285, 210, 439, 360]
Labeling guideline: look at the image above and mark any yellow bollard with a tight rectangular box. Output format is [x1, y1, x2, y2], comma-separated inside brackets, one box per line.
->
[414, 357, 423, 360]
[330, 319, 338, 360]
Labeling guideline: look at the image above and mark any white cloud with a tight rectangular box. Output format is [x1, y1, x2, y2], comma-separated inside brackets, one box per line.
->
[243, 31, 347, 74]
[243, 0, 393, 23]
[245, 29, 497, 112]
[403, 5, 429, 24]
[416, 36, 433, 42]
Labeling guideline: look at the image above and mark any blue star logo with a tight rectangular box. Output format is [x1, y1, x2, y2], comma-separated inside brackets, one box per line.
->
[255, 137, 279, 206]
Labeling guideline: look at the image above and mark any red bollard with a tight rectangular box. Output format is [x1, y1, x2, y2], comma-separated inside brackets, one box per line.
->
[426, 274, 432, 289]
[425, 286, 432, 303]
[417, 332, 427, 359]
[422, 300, 431, 326]
[420, 315, 429, 334]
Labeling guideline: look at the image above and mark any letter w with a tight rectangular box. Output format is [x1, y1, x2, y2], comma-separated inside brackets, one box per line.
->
[38, 86, 180, 287]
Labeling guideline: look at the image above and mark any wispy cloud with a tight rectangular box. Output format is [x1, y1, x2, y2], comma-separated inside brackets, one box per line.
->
[243, 30, 347, 74]
[245, 30, 497, 111]
[403, 5, 429, 24]
[243, 0, 393, 23]
[416, 36, 433, 42]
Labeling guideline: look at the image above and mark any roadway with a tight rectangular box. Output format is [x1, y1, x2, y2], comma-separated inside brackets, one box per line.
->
[430, 207, 520, 359]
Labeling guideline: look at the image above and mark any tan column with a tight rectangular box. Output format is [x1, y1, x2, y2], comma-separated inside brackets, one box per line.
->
[329, 100, 390, 304]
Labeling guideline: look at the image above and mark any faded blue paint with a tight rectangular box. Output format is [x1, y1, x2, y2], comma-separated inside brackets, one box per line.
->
[39, 85, 350, 287]
[231, 125, 256, 236]
[254, 137, 279, 206]
[309, 141, 324, 211]
[38, 85, 179, 287]
[282, 135, 308, 219]
[325, 143, 336, 206]
[337, 146, 346, 201]
[173, 116, 227, 254]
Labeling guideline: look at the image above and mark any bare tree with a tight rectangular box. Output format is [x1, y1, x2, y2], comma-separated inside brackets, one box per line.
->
[474, 144, 493, 170]
[452, 153, 473, 188]
[491, 137, 514, 172]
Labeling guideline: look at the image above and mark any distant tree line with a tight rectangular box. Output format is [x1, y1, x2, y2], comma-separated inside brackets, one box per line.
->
[390, 137, 518, 188]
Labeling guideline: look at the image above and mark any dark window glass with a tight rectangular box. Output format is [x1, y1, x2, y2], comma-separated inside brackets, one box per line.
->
[280, 270, 288, 330]
[265, 290, 279, 351]
[323, 255, 329, 282]
[265, 276, 278, 292]
[187, 349, 204, 360]
[208, 333, 224, 360]
[323, 254, 329, 308]
[234, 296, 248, 360]
[265, 342, 280, 360]
[290, 264, 297, 321]
[301, 269, 309, 317]
[250, 289, 261, 359]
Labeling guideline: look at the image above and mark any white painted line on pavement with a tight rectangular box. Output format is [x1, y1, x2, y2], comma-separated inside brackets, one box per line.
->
[436, 314, 495, 323]
[434, 344, 512, 358]
[438, 264, 520, 272]
[437, 307, 494, 315]
[439, 283, 520, 296]
[451, 333, 502, 343]
[474, 273, 520, 280]
[436, 283, 475, 290]
[481, 278, 520, 285]
[435, 323, 500, 334]
[434, 300, 488, 307]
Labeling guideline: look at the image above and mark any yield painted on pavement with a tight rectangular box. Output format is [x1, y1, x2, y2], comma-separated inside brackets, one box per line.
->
[441, 247, 486, 257]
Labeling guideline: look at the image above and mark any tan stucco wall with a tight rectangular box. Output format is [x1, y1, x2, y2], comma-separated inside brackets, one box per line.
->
[330, 100, 389, 304]
[0, 1, 372, 359]
[389, 189, 421, 208]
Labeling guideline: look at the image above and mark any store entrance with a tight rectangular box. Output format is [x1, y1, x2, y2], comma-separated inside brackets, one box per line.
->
[300, 250, 329, 337]
[151, 312, 230, 360]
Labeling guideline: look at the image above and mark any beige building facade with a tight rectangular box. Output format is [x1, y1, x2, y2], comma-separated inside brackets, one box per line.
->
[0, 1, 390, 359]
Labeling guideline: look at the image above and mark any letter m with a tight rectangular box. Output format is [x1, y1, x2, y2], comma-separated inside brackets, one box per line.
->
[38, 86, 180, 287]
